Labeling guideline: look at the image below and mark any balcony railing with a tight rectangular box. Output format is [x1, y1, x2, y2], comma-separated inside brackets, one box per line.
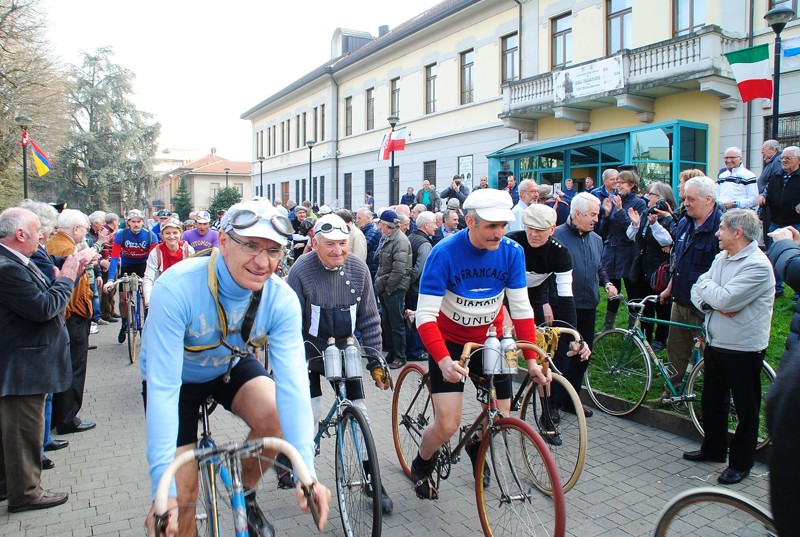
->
[503, 26, 745, 116]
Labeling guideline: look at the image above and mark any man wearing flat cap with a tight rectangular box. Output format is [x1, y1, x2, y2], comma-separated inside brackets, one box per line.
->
[374, 210, 412, 369]
[409, 188, 552, 500]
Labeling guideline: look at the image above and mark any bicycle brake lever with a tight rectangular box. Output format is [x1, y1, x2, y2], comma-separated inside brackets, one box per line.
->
[302, 483, 321, 530]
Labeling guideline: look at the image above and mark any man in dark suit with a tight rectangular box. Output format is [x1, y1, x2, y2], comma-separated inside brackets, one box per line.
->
[0, 208, 88, 512]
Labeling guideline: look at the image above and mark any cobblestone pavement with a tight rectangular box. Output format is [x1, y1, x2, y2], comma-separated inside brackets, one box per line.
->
[0, 325, 772, 536]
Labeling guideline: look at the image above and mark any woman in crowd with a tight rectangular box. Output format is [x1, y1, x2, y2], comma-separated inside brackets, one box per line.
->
[142, 218, 194, 308]
[626, 181, 678, 351]
[598, 170, 647, 331]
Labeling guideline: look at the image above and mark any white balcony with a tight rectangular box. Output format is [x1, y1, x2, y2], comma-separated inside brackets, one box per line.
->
[501, 26, 747, 133]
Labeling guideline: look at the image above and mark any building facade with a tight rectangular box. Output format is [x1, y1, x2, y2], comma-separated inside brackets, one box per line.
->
[242, 0, 800, 209]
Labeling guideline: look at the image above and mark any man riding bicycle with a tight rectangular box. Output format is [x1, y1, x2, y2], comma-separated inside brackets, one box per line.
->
[411, 188, 552, 500]
[105, 209, 157, 344]
[286, 213, 395, 514]
[141, 200, 331, 536]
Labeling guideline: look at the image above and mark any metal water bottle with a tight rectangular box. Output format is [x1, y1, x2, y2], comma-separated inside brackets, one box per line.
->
[323, 337, 342, 380]
[343, 337, 362, 379]
[499, 326, 518, 374]
[483, 326, 503, 375]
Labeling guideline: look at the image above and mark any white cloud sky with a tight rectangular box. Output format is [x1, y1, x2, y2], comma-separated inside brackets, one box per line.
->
[42, 0, 438, 162]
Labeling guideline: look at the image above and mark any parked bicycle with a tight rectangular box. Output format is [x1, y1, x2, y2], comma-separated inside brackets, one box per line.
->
[307, 338, 386, 537]
[105, 273, 144, 363]
[508, 325, 588, 494]
[653, 486, 776, 536]
[585, 295, 776, 450]
[391, 330, 566, 536]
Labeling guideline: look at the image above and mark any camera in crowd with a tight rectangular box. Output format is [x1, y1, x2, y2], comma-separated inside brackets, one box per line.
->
[654, 199, 670, 212]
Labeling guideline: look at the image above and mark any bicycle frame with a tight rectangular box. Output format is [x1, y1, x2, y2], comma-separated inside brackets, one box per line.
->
[624, 296, 705, 402]
[197, 400, 235, 537]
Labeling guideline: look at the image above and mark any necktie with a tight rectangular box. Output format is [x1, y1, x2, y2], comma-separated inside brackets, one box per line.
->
[28, 260, 47, 285]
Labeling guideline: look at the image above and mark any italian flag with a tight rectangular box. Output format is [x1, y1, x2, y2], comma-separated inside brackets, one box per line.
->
[725, 44, 773, 103]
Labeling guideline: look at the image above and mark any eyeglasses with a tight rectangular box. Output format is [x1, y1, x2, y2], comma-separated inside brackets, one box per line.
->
[647, 192, 659, 197]
[225, 209, 293, 238]
[780, 156, 798, 162]
[316, 222, 350, 235]
[723, 156, 741, 160]
[227, 232, 284, 259]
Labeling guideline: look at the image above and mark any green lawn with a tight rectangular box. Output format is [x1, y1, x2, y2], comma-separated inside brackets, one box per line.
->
[594, 289, 794, 373]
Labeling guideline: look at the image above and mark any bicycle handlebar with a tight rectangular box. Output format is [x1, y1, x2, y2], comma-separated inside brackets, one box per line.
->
[153, 437, 320, 533]
[609, 294, 660, 310]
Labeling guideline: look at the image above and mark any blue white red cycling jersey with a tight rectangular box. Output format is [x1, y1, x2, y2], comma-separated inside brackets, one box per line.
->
[415, 230, 537, 362]
[108, 227, 158, 280]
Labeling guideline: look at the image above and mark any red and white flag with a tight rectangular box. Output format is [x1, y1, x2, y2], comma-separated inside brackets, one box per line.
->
[378, 133, 391, 161]
[388, 127, 407, 152]
[378, 127, 409, 160]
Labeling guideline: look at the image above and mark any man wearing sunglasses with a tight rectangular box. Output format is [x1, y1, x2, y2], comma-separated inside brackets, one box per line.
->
[286, 213, 394, 514]
[141, 201, 331, 536]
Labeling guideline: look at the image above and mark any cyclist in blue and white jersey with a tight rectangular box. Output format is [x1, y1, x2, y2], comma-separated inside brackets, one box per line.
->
[141, 200, 331, 537]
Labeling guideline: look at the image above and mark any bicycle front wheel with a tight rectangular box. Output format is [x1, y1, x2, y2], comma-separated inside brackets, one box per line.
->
[336, 405, 382, 537]
[475, 417, 566, 537]
[520, 373, 587, 494]
[653, 486, 775, 536]
[686, 359, 775, 451]
[391, 363, 432, 478]
[585, 328, 651, 416]
[127, 292, 139, 364]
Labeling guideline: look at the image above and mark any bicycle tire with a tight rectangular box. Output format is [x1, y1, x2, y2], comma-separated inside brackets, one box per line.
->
[585, 328, 651, 416]
[475, 417, 566, 537]
[336, 405, 382, 537]
[154, 438, 319, 537]
[127, 290, 138, 364]
[520, 373, 587, 494]
[653, 486, 775, 536]
[686, 359, 776, 451]
[391, 363, 432, 478]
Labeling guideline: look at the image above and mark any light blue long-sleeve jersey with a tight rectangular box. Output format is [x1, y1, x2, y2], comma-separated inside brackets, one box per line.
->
[141, 254, 315, 498]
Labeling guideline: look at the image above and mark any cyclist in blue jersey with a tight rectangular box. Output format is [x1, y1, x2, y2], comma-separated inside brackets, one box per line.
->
[104, 209, 157, 344]
[141, 201, 331, 537]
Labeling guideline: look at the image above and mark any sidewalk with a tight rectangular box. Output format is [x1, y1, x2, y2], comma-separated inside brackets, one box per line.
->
[0, 324, 771, 536]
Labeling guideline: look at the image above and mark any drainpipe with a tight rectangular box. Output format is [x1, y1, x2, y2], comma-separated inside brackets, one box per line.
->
[513, 0, 523, 145]
[745, 0, 755, 167]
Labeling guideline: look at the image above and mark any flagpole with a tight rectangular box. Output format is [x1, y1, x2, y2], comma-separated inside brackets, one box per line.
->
[765, 5, 795, 139]
[388, 115, 399, 205]
[15, 115, 30, 199]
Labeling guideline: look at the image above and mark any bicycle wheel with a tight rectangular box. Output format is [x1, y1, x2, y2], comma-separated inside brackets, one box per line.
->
[584, 328, 651, 416]
[475, 417, 566, 537]
[653, 486, 775, 536]
[391, 363, 432, 478]
[127, 292, 138, 364]
[686, 359, 775, 451]
[520, 373, 587, 494]
[336, 405, 382, 537]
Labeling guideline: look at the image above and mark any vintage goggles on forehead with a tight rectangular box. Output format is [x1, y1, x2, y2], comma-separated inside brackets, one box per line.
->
[317, 222, 350, 235]
[226, 209, 293, 237]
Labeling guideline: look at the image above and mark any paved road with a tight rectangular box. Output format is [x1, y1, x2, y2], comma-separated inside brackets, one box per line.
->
[0, 325, 772, 536]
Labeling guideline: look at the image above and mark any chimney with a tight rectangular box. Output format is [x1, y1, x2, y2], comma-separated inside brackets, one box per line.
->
[378, 25, 389, 37]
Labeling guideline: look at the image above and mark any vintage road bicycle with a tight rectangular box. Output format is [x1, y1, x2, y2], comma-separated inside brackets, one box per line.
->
[391, 331, 566, 536]
[107, 273, 144, 364]
[585, 295, 776, 450]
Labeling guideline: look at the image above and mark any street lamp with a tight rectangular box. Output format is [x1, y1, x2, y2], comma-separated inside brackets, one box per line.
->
[224, 167, 230, 188]
[15, 114, 31, 199]
[257, 155, 265, 197]
[306, 140, 315, 203]
[387, 115, 399, 205]
[765, 5, 795, 139]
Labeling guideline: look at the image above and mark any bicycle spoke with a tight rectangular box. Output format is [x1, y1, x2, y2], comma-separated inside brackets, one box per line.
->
[585, 329, 649, 415]
[336, 406, 381, 537]
[476, 418, 565, 537]
[392, 364, 431, 478]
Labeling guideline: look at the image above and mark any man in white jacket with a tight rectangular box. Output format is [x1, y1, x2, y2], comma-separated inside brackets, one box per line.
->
[684, 209, 774, 485]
